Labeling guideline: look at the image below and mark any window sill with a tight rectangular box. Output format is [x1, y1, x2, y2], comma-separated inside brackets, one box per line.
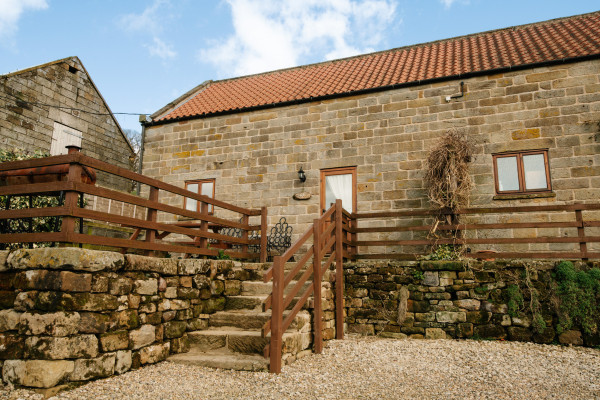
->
[493, 192, 556, 201]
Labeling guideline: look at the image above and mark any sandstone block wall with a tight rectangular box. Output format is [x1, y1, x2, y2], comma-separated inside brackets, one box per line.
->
[143, 60, 600, 253]
[0, 248, 263, 389]
[343, 260, 600, 346]
[0, 57, 134, 191]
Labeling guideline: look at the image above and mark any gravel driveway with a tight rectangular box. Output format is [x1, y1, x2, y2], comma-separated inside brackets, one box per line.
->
[2, 337, 599, 400]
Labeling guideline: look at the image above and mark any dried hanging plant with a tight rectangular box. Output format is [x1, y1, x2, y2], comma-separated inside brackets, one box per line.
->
[425, 130, 475, 212]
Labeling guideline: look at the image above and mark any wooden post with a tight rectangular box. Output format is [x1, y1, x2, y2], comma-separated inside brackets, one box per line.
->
[334, 199, 344, 340]
[144, 186, 159, 256]
[260, 206, 268, 263]
[575, 208, 588, 261]
[60, 146, 83, 243]
[199, 201, 209, 251]
[241, 213, 249, 255]
[349, 214, 357, 260]
[312, 218, 323, 353]
[269, 256, 284, 373]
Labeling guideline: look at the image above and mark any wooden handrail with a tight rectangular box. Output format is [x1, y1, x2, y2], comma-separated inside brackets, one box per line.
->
[0, 151, 268, 260]
[263, 199, 346, 373]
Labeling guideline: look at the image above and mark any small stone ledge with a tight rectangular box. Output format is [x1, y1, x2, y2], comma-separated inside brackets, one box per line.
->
[492, 192, 556, 201]
[6, 248, 124, 272]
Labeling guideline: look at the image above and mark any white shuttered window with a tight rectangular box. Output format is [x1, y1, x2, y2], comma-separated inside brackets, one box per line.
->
[51, 122, 82, 155]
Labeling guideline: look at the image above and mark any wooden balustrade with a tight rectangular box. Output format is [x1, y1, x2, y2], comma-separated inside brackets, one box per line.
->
[0, 150, 267, 260]
[262, 199, 350, 373]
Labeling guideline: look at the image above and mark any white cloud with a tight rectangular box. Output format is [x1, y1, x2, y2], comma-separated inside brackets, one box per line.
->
[118, 0, 177, 59]
[198, 0, 398, 78]
[440, 0, 470, 9]
[0, 0, 48, 43]
[145, 37, 176, 60]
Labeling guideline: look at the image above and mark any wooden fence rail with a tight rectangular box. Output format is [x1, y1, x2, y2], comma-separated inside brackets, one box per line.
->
[0, 148, 268, 261]
[348, 204, 600, 260]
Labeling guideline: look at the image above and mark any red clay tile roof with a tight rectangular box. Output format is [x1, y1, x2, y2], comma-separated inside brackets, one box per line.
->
[156, 12, 600, 123]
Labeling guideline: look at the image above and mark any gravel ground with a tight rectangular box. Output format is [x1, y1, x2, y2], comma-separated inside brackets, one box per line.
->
[2, 337, 599, 400]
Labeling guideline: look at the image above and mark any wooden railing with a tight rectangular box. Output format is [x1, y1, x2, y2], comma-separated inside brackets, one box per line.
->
[348, 204, 600, 260]
[0, 149, 268, 261]
[262, 199, 351, 373]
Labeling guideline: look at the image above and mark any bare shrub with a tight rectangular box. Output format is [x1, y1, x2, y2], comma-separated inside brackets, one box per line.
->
[425, 130, 475, 212]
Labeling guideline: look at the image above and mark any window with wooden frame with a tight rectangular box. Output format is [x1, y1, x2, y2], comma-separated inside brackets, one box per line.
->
[184, 179, 215, 214]
[493, 150, 551, 194]
[320, 166, 357, 214]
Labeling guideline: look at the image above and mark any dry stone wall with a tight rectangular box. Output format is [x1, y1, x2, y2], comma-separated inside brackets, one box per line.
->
[0, 248, 264, 390]
[343, 260, 600, 347]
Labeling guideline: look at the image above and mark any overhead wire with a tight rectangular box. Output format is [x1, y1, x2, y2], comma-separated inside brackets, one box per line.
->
[0, 92, 147, 117]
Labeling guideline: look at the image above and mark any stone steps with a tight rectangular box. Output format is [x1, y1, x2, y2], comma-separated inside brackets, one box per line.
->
[168, 262, 315, 371]
[241, 280, 311, 296]
[210, 310, 310, 331]
[168, 349, 269, 371]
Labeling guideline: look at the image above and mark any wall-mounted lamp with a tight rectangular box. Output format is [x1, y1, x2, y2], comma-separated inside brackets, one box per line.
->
[298, 167, 306, 182]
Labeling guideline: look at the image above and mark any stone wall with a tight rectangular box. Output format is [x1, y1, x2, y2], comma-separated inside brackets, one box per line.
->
[0, 57, 134, 191]
[343, 260, 600, 347]
[0, 248, 264, 390]
[143, 59, 600, 249]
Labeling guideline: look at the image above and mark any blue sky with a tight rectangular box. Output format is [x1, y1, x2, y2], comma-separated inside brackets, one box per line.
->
[1, 0, 598, 133]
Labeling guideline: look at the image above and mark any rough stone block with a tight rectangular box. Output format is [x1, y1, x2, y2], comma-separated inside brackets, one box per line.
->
[134, 278, 158, 295]
[164, 321, 187, 338]
[125, 255, 177, 275]
[79, 312, 110, 334]
[0, 309, 21, 332]
[19, 312, 80, 336]
[454, 299, 481, 311]
[558, 330, 583, 346]
[100, 330, 129, 352]
[115, 350, 132, 374]
[60, 271, 92, 292]
[0, 333, 24, 358]
[109, 278, 133, 295]
[110, 310, 140, 330]
[425, 328, 446, 339]
[0, 291, 17, 309]
[60, 293, 120, 312]
[436, 311, 466, 323]
[138, 342, 170, 365]
[7, 248, 123, 272]
[70, 353, 116, 381]
[466, 311, 492, 324]
[422, 271, 439, 286]
[129, 324, 156, 350]
[457, 322, 473, 338]
[0, 251, 9, 272]
[24, 335, 98, 359]
[508, 326, 533, 342]
[3, 360, 74, 388]
[473, 324, 506, 340]
[170, 334, 190, 353]
[178, 259, 210, 275]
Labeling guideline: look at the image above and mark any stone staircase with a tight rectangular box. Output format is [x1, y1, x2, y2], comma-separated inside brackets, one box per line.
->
[168, 263, 314, 371]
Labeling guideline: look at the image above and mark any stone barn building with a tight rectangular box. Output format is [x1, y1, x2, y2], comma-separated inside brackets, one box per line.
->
[142, 12, 600, 250]
[0, 56, 135, 192]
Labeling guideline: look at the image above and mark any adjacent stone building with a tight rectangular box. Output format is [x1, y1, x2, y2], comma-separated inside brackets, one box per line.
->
[142, 12, 600, 246]
[0, 56, 135, 192]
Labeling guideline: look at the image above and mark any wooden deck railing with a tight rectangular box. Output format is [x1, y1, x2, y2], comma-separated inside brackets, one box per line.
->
[348, 204, 600, 260]
[0, 149, 268, 261]
[262, 199, 351, 373]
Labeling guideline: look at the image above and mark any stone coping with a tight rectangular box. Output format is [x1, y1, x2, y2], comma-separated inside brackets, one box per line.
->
[0, 248, 271, 275]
